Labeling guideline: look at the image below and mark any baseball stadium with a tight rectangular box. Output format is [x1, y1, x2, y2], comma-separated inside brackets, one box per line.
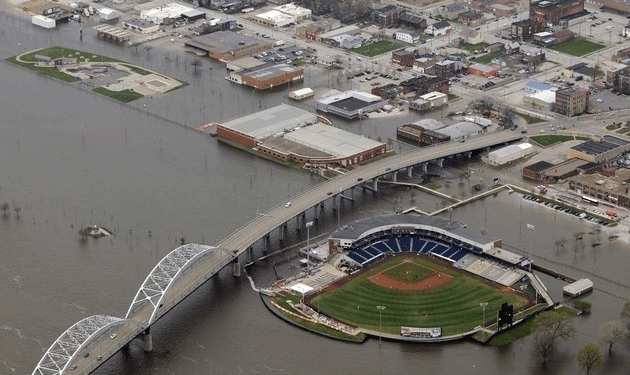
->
[270, 215, 551, 342]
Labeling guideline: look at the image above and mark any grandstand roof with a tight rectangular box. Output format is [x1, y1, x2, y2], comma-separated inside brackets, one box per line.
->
[330, 214, 496, 249]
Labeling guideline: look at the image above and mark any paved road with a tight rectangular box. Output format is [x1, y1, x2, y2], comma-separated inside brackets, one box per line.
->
[218, 131, 522, 253]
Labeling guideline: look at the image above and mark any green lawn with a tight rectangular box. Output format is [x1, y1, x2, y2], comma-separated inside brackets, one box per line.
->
[474, 51, 502, 64]
[353, 41, 403, 57]
[529, 134, 590, 147]
[606, 123, 621, 131]
[461, 42, 488, 53]
[312, 256, 528, 336]
[551, 37, 606, 57]
[517, 112, 547, 124]
[448, 93, 459, 101]
[93, 87, 143, 103]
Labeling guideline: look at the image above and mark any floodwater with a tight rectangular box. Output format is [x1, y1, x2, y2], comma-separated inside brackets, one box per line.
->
[0, 8, 629, 375]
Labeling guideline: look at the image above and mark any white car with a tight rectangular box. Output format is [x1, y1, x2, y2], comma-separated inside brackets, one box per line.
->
[597, 98, 603, 102]
[285, 202, 291, 207]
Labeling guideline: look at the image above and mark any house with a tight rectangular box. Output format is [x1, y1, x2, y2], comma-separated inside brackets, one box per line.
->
[554, 29, 575, 44]
[485, 42, 504, 53]
[415, 45, 434, 57]
[461, 29, 483, 45]
[395, 30, 420, 44]
[399, 12, 427, 29]
[458, 10, 483, 27]
[522, 47, 545, 66]
[426, 20, 451, 36]
[392, 49, 416, 67]
[505, 41, 520, 54]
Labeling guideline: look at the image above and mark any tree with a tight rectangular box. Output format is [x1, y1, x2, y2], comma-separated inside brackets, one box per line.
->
[531, 311, 576, 367]
[599, 321, 628, 354]
[573, 300, 592, 315]
[1, 202, 9, 217]
[577, 342, 603, 375]
[621, 301, 630, 319]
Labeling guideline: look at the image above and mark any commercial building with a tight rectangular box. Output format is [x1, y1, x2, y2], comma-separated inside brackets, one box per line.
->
[295, 19, 340, 40]
[487, 143, 535, 165]
[289, 87, 314, 100]
[273, 4, 311, 20]
[316, 91, 386, 119]
[140, 3, 195, 24]
[569, 168, 630, 208]
[241, 63, 303, 90]
[468, 63, 498, 78]
[253, 10, 295, 27]
[371, 84, 401, 99]
[601, 0, 630, 15]
[400, 75, 450, 95]
[434, 60, 457, 78]
[399, 13, 427, 29]
[511, 19, 540, 41]
[392, 49, 416, 67]
[567, 136, 630, 163]
[329, 34, 362, 49]
[122, 18, 160, 34]
[215, 104, 386, 167]
[372, 5, 406, 27]
[529, 0, 585, 27]
[185, 31, 272, 62]
[554, 87, 589, 116]
[419, 91, 448, 107]
[458, 10, 483, 27]
[523, 90, 556, 111]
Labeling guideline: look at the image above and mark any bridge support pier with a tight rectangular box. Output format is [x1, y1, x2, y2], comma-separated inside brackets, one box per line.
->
[141, 329, 153, 352]
[436, 158, 444, 167]
[246, 247, 253, 264]
[232, 258, 241, 277]
[466, 151, 472, 158]
[421, 162, 428, 173]
[407, 167, 413, 178]
[391, 171, 397, 182]
[372, 179, 378, 192]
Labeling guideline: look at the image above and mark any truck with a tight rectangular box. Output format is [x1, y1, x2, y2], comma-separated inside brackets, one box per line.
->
[274, 40, 285, 46]
[32, 15, 56, 28]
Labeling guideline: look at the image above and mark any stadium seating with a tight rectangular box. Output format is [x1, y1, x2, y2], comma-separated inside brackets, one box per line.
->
[412, 239, 427, 252]
[385, 237, 401, 252]
[431, 244, 449, 255]
[397, 236, 412, 252]
[421, 241, 437, 254]
[347, 252, 366, 264]
[364, 246, 380, 257]
[442, 247, 458, 259]
[450, 249, 467, 262]
[373, 242, 391, 254]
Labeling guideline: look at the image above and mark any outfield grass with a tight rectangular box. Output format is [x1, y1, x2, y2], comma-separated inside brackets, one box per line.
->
[353, 41, 403, 57]
[551, 37, 606, 57]
[312, 256, 528, 336]
[529, 134, 590, 147]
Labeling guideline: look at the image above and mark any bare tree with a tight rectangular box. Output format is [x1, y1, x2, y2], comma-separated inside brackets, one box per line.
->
[13, 205, 21, 218]
[600, 321, 628, 354]
[621, 301, 630, 319]
[1, 202, 9, 217]
[190, 58, 202, 73]
[531, 311, 576, 367]
[577, 342, 603, 375]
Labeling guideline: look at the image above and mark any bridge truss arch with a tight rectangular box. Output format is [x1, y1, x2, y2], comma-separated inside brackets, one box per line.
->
[32, 315, 136, 375]
[125, 243, 235, 326]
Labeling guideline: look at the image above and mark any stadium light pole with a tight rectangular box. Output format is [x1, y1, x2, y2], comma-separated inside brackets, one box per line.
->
[377, 305, 386, 346]
[526, 223, 534, 272]
[480, 302, 488, 340]
[306, 221, 313, 272]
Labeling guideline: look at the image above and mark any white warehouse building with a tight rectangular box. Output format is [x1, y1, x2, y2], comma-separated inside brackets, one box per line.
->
[487, 143, 534, 166]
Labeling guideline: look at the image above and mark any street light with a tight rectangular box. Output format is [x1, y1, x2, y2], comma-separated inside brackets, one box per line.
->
[306, 221, 313, 272]
[480, 302, 488, 340]
[526, 223, 534, 272]
[377, 305, 386, 346]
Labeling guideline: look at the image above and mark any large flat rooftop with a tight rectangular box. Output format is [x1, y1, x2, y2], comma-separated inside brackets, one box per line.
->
[220, 103, 318, 140]
[284, 123, 383, 158]
[185, 31, 270, 54]
[243, 63, 302, 81]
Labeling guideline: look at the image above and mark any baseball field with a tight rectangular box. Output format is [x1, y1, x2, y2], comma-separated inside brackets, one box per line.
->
[310, 255, 529, 336]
